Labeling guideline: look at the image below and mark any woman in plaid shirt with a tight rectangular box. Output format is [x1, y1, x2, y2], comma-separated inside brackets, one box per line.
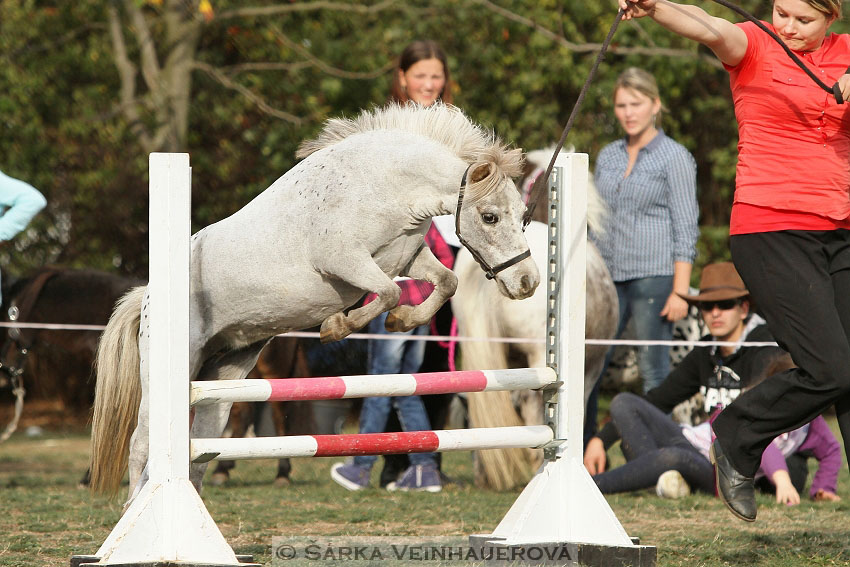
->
[592, 67, 700, 394]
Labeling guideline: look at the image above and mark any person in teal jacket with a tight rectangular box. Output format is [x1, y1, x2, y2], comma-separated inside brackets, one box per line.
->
[0, 170, 46, 303]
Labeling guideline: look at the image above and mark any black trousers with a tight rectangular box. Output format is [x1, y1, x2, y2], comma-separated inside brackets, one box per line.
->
[713, 230, 850, 477]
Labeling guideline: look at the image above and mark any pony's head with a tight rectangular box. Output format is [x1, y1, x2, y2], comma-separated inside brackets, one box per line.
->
[457, 147, 539, 300]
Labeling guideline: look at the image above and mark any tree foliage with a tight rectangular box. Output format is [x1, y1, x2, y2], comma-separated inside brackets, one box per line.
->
[2, 0, 841, 278]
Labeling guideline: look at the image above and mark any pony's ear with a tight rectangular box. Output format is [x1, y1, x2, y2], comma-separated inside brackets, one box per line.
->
[470, 163, 492, 184]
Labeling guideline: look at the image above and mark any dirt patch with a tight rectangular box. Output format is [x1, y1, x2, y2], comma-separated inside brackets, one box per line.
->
[0, 398, 90, 432]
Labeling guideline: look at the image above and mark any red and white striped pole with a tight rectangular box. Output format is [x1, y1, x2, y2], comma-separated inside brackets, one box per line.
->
[191, 425, 554, 463]
[190, 367, 556, 406]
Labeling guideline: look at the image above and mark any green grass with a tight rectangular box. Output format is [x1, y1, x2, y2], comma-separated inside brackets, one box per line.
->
[1, 417, 849, 567]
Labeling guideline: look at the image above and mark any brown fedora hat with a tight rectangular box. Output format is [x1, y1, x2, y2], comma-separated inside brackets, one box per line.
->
[677, 262, 749, 303]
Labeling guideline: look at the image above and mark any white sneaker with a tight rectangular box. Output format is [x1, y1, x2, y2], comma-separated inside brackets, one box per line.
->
[656, 470, 691, 499]
[385, 464, 442, 493]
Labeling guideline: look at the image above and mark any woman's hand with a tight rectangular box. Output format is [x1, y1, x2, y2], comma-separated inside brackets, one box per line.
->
[814, 489, 842, 502]
[618, 0, 657, 20]
[584, 437, 607, 475]
[660, 292, 689, 322]
[772, 470, 801, 506]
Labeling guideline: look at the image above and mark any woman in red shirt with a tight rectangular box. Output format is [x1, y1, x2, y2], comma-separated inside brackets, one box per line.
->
[618, 0, 850, 522]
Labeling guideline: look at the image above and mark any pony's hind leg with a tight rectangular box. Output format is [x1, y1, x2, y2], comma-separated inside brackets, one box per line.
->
[189, 340, 268, 491]
[385, 246, 457, 332]
[317, 249, 401, 342]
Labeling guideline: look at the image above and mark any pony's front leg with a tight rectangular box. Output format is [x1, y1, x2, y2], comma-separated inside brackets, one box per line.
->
[385, 247, 457, 332]
[318, 251, 401, 343]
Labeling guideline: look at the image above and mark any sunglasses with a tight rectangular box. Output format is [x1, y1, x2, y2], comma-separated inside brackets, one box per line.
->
[698, 299, 741, 312]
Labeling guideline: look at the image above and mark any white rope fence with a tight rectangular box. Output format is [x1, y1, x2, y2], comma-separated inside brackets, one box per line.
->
[0, 321, 779, 348]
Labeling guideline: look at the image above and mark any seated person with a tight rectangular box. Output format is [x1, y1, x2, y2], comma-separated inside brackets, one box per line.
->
[743, 412, 840, 504]
[590, 389, 842, 502]
[584, 262, 831, 499]
[714, 355, 841, 505]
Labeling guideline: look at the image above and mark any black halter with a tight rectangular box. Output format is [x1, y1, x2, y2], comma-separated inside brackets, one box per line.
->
[454, 165, 532, 280]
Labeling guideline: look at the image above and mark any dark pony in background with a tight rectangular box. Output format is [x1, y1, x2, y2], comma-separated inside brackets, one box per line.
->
[0, 267, 142, 430]
[210, 336, 318, 487]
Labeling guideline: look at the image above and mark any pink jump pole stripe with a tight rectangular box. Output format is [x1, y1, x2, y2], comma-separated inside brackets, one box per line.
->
[189, 425, 555, 463]
[268, 376, 347, 401]
[313, 431, 441, 456]
[190, 367, 556, 406]
[411, 370, 488, 395]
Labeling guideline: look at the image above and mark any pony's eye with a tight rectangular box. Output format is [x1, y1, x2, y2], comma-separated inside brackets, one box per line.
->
[482, 212, 499, 224]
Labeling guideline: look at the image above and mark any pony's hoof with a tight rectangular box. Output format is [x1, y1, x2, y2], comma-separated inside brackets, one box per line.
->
[320, 313, 350, 343]
[273, 476, 291, 488]
[385, 307, 414, 332]
[209, 472, 229, 486]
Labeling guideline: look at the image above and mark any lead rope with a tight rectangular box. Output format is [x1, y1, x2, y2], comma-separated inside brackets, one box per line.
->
[0, 374, 25, 443]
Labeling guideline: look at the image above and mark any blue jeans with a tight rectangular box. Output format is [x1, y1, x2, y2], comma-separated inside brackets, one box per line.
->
[614, 276, 673, 393]
[353, 312, 436, 469]
[592, 393, 714, 494]
[584, 276, 673, 445]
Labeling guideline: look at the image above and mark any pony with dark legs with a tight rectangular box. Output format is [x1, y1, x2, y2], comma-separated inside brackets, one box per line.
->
[209, 331, 456, 488]
[90, 103, 540, 508]
[209, 337, 316, 486]
[452, 149, 619, 490]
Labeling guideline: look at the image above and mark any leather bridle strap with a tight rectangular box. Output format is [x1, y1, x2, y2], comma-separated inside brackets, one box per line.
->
[454, 165, 532, 281]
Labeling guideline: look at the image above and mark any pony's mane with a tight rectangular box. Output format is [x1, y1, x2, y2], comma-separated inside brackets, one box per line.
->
[297, 103, 524, 201]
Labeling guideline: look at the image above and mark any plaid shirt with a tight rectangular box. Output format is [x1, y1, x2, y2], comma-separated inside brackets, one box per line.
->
[364, 223, 455, 307]
[592, 129, 698, 281]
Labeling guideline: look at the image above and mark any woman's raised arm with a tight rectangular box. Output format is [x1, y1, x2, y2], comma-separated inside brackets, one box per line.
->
[619, 0, 748, 66]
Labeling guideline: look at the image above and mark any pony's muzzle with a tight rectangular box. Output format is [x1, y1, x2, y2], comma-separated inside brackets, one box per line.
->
[495, 260, 539, 300]
[519, 274, 537, 298]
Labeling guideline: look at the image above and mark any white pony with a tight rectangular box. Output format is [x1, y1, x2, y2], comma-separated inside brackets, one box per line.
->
[451, 148, 618, 490]
[89, 103, 540, 505]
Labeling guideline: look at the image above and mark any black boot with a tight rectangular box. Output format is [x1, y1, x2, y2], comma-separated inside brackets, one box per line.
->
[710, 440, 757, 522]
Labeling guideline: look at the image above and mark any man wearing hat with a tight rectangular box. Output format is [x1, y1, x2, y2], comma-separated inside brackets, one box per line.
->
[584, 262, 793, 498]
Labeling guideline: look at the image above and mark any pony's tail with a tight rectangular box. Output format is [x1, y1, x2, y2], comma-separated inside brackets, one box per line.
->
[467, 390, 534, 490]
[90, 286, 146, 495]
[452, 252, 534, 491]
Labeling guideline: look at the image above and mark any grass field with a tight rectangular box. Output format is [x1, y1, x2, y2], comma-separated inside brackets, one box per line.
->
[1, 416, 849, 567]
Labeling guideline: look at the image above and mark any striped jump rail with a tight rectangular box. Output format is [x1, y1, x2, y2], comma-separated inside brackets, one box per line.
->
[190, 367, 558, 406]
[190, 425, 555, 463]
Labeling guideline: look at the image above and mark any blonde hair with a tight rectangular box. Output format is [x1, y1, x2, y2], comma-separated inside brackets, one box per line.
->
[613, 67, 667, 119]
[801, 0, 841, 19]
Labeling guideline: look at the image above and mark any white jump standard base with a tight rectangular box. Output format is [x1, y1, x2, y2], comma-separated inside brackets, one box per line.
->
[72, 154, 252, 567]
